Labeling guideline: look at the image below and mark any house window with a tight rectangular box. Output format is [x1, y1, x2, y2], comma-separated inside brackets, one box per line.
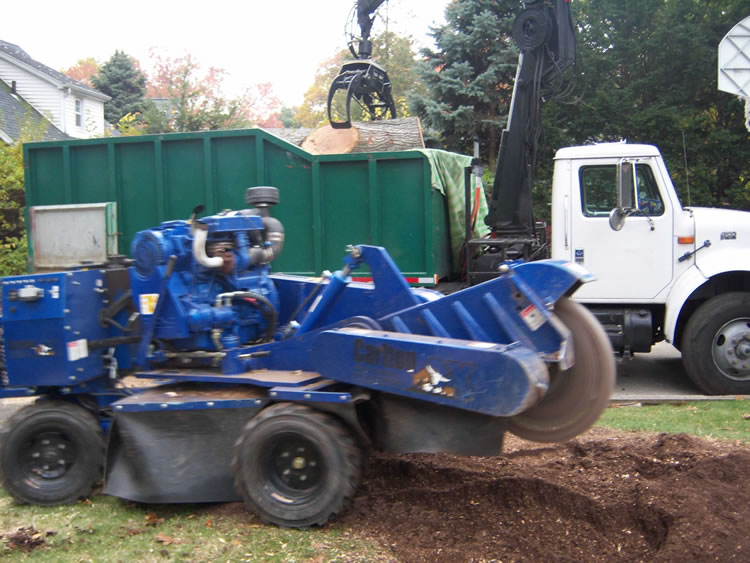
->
[75, 98, 83, 127]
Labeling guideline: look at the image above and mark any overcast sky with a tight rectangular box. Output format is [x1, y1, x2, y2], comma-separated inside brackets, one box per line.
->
[2, 0, 449, 106]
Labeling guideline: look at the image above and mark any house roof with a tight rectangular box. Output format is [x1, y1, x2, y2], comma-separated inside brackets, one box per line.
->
[0, 79, 71, 143]
[0, 40, 110, 102]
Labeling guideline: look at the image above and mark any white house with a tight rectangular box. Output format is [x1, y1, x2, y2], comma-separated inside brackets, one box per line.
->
[0, 40, 110, 139]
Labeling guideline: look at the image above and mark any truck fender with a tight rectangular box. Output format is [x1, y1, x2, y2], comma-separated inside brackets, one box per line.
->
[511, 259, 595, 306]
[663, 265, 708, 344]
[696, 246, 750, 280]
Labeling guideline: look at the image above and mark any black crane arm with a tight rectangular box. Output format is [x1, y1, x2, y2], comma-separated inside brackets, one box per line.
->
[484, 0, 577, 239]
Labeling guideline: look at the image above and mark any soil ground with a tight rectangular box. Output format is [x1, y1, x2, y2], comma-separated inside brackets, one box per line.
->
[226, 427, 747, 562]
[2, 426, 747, 561]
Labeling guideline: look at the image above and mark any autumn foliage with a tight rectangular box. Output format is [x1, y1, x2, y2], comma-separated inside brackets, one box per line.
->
[68, 49, 283, 135]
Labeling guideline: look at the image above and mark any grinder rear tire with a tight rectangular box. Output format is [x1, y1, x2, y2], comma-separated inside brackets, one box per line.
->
[232, 403, 362, 528]
[0, 401, 104, 505]
[506, 298, 615, 443]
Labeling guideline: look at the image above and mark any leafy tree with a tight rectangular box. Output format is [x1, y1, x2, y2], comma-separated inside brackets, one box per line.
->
[279, 107, 300, 128]
[246, 83, 283, 128]
[296, 51, 347, 128]
[410, 0, 519, 166]
[63, 57, 100, 87]
[0, 119, 48, 274]
[296, 31, 423, 128]
[0, 140, 25, 242]
[536, 0, 750, 212]
[373, 31, 427, 115]
[92, 51, 147, 124]
[142, 52, 280, 133]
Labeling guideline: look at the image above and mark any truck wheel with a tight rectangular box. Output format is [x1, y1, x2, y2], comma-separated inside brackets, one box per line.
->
[232, 403, 362, 528]
[506, 297, 615, 443]
[682, 292, 750, 395]
[0, 401, 104, 505]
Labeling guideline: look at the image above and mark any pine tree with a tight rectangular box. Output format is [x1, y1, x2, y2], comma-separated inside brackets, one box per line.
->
[409, 0, 519, 165]
[93, 51, 147, 124]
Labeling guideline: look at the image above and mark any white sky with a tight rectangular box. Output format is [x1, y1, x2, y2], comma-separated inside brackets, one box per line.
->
[2, 0, 449, 107]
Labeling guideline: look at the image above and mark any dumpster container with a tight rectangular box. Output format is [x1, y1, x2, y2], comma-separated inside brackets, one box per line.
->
[23, 129, 454, 282]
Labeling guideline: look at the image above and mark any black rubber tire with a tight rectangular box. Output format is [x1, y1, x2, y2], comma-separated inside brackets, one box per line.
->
[232, 403, 362, 528]
[682, 292, 750, 395]
[506, 298, 615, 443]
[0, 401, 105, 505]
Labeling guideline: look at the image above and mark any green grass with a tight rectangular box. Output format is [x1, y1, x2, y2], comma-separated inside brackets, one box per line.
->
[0, 492, 389, 562]
[597, 399, 749, 442]
[1, 400, 747, 559]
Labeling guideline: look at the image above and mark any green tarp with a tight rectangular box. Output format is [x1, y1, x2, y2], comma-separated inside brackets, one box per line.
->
[417, 149, 489, 266]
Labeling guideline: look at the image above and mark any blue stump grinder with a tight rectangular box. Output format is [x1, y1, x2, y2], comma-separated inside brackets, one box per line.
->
[0, 187, 614, 528]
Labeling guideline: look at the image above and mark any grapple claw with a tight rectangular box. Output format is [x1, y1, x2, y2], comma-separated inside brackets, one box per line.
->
[327, 60, 396, 129]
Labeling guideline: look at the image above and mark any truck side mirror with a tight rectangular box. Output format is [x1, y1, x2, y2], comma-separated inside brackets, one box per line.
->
[610, 160, 636, 231]
[608, 208, 627, 231]
[616, 160, 635, 209]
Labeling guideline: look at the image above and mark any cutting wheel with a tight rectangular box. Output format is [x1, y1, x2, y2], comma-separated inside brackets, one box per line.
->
[506, 297, 615, 443]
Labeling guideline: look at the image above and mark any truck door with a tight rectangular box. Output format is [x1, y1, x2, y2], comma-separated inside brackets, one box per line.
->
[569, 158, 673, 300]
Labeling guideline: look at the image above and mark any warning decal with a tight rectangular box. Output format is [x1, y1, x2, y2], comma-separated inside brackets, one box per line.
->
[67, 339, 89, 362]
[520, 304, 546, 331]
[139, 294, 159, 315]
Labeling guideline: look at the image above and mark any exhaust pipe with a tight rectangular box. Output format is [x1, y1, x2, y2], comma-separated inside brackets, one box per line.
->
[246, 187, 284, 265]
[192, 224, 224, 268]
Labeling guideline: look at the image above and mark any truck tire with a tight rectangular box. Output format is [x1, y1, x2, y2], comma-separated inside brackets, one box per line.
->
[232, 403, 362, 528]
[505, 297, 615, 443]
[0, 401, 104, 505]
[682, 292, 750, 395]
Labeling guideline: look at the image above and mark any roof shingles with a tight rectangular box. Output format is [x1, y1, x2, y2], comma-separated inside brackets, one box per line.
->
[0, 40, 109, 100]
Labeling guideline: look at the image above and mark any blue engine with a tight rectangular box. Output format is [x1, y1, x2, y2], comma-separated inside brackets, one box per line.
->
[129, 187, 284, 363]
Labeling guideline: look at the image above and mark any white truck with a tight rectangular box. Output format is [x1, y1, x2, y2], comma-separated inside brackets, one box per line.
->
[550, 142, 750, 395]
[470, 2, 749, 396]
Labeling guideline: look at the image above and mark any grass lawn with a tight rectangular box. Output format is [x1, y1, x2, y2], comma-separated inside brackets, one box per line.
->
[0, 398, 746, 559]
[0, 492, 388, 562]
[597, 399, 748, 442]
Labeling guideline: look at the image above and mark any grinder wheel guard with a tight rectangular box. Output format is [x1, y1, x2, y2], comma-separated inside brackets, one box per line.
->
[506, 298, 616, 443]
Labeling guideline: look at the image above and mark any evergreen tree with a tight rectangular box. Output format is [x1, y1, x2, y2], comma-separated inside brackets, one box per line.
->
[279, 107, 299, 128]
[93, 51, 147, 124]
[410, 0, 519, 165]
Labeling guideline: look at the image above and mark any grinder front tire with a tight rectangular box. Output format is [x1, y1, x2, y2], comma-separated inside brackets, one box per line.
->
[506, 298, 615, 443]
[0, 401, 104, 505]
[232, 403, 362, 528]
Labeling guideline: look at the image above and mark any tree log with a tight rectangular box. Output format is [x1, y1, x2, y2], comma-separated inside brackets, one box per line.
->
[301, 117, 424, 154]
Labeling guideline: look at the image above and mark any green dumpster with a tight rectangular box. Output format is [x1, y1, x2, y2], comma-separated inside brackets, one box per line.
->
[24, 129, 463, 282]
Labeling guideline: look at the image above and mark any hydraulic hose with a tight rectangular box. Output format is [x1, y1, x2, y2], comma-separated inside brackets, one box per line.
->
[217, 291, 278, 343]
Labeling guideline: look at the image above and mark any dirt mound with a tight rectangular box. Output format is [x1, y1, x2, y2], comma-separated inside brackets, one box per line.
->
[336, 428, 749, 562]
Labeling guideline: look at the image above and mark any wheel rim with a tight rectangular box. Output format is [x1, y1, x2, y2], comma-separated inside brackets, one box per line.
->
[22, 431, 75, 482]
[262, 433, 323, 503]
[711, 317, 750, 382]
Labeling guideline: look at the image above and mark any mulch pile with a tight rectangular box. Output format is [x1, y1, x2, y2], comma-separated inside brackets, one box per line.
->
[338, 428, 749, 562]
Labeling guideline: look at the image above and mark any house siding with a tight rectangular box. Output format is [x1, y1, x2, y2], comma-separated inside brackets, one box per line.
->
[0, 42, 110, 140]
[0, 58, 61, 128]
[64, 94, 105, 138]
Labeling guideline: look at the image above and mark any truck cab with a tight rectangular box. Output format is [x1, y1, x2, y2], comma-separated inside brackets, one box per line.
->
[551, 142, 750, 395]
